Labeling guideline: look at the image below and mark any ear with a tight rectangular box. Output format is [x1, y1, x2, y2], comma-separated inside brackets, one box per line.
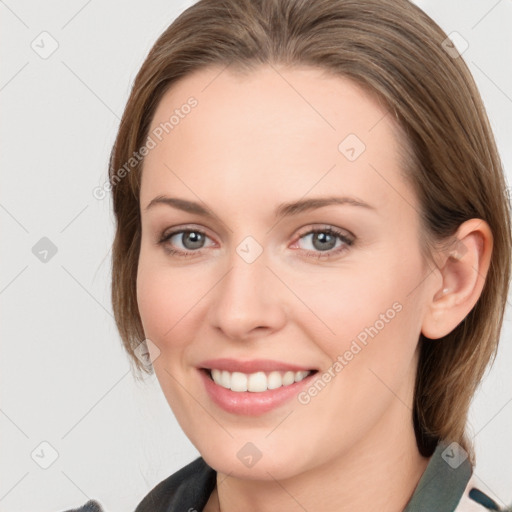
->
[421, 218, 493, 340]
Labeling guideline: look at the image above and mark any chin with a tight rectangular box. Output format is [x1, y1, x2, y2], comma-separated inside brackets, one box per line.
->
[199, 440, 316, 482]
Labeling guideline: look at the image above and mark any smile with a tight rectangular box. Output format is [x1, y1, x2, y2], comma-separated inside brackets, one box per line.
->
[197, 359, 320, 415]
[208, 369, 313, 392]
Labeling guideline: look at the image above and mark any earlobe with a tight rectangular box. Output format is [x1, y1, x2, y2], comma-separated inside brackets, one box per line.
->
[421, 219, 493, 340]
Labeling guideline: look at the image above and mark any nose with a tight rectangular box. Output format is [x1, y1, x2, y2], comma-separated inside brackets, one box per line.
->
[207, 245, 288, 341]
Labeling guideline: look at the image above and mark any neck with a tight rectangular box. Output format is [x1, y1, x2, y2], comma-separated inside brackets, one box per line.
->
[205, 405, 430, 512]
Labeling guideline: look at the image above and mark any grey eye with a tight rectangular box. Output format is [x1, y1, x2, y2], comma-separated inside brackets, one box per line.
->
[171, 230, 207, 250]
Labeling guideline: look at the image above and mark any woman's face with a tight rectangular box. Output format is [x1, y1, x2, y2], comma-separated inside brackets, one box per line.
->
[137, 65, 435, 479]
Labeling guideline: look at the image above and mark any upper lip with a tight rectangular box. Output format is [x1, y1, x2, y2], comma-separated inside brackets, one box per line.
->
[198, 358, 316, 373]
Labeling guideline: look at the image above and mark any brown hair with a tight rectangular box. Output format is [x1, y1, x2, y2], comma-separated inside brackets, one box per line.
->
[108, 0, 511, 462]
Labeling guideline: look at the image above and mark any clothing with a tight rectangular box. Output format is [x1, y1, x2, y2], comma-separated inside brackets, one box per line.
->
[63, 442, 506, 512]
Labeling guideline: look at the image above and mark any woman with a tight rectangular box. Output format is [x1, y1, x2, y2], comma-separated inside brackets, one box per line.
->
[67, 0, 511, 510]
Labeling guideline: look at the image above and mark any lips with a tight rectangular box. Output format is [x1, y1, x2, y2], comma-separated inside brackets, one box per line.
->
[197, 358, 319, 415]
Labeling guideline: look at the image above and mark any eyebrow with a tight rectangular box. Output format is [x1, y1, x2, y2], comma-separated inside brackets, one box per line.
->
[144, 195, 375, 220]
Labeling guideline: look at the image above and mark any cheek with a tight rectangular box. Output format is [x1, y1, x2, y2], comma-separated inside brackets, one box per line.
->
[292, 251, 427, 428]
[291, 257, 424, 438]
[136, 258, 169, 340]
[136, 250, 211, 352]
[297, 254, 424, 360]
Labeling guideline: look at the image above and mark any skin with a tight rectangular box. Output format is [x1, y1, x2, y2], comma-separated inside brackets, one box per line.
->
[136, 65, 492, 512]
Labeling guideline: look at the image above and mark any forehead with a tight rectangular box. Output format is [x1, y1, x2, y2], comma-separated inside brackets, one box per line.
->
[141, 64, 414, 216]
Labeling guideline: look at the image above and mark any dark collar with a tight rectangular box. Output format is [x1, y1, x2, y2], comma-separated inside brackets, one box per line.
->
[404, 441, 472, 511]
[134, 456, 216, 512]
[135, 441, 472, 512]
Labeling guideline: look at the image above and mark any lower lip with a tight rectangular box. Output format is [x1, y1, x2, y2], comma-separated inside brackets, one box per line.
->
[198, 369, 316, 416]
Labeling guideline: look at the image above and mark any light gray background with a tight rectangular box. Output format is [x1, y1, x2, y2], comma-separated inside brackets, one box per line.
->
[1, 1, 511, 510]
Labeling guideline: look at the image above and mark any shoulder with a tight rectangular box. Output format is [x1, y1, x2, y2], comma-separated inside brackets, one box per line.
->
[134, 456, 217, 512]
[455, 476, 510, 511]
[60, 499, 105, 512]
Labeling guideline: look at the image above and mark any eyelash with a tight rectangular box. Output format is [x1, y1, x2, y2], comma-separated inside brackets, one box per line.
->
[157, 226, 354, 260]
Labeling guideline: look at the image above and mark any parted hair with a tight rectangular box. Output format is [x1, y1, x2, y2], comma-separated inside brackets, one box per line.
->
[108, 0, 511, 462]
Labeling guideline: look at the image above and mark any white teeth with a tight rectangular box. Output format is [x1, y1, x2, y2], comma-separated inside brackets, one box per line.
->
[209, 369, 311, 392]
[248, 371, 267, 392]
[231, 372, 247, 392]
[220, 370, 230, 388]
[282, 371, 295, 386]
[267, 371, 283, 390]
